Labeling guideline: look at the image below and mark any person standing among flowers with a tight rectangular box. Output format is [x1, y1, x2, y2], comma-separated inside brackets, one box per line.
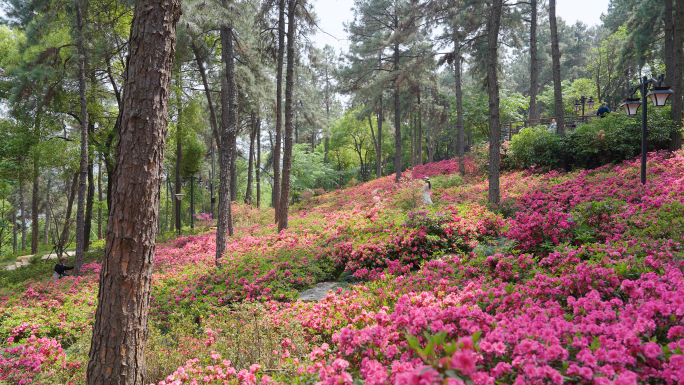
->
[421, 177, 433, 205]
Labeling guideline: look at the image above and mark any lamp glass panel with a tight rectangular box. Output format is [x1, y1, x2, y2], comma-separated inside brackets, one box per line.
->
[627, 103, 641, 116]
[648, 92, 670, 107]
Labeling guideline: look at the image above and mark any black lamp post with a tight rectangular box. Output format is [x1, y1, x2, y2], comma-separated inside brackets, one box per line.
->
[174, 193, 185, 236]
[573, 96, 594, 123]
[619, 75, 674, 185]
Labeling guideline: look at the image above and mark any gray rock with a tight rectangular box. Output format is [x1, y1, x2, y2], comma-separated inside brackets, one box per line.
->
[298, 282, 339, 302]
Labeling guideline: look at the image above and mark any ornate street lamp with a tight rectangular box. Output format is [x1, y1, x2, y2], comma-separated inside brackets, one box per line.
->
[620, 75, 671, 185]
[619, 98, 642, 116]
[647, 87, 674, 107]
[573, 101, 582, 113]
[587, 97, 595, 111]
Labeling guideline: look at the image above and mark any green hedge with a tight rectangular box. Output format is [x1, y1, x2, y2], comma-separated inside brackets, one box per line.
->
[506, 108, 679, 170]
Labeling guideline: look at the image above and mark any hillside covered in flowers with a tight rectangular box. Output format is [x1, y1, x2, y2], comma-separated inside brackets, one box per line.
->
[2, 152, 684, 385]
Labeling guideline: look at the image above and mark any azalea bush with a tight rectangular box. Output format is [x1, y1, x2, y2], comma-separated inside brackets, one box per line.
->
[3, 149, 684, 385]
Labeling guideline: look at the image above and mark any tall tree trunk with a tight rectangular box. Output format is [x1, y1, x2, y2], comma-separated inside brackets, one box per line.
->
[175, 75, 182, 233]
[191, 39, 221, 145]
[210, 140, 216, 218]
[230, 140, 237, 202]
[528, 0, 539, 120]
[59, 172, 79, 257]
[12, 205, 17, 252]
[377, 92, 382, 178]
[44, 175, 50, 246]
[428, 115, 434, 163]
[98, 156, 103, 239]
[549, 0, 565, 136]
[86, 0, 180, 381]
[393, 86, 402, 182]
[19, 182, 26, 251]
[665, 0, 675, 86]
[84, 145, 95, 251]
[410, 112, 414, 167]
[256, 118, 261, 208]
[454, 33, 465, 175]
[273, 0, 285, 222]
[417, 89, 422, 165]
[278, 0, 296, 232]
[31, 160, 39, 254]
[670, 0, 684, 150]
[216, 23, 238, 264]
[246, 113, 256, 204]
[487, 0, 503, 205]
[74, 0, 89, 275]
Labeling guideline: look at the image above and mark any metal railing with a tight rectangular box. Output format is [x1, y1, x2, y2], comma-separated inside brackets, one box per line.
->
[501, 115, 602, 141]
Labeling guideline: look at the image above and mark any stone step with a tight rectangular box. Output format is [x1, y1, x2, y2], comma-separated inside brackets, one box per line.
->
[298, 282, 340, 302]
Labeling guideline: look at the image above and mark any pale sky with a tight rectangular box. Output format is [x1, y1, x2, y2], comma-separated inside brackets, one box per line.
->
[312, 0, 613, 54]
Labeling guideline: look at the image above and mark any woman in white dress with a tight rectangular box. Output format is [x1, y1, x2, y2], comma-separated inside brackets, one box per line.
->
[421, 177, 433, 205]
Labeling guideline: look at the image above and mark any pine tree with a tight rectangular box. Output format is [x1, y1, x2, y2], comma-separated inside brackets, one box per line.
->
[549, 0, 565, 136]
[86, 0, 181, 381]
[487, 0, 503, 205]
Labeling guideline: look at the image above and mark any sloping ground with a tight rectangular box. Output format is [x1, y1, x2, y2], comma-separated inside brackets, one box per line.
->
[1, 152, 684, 384]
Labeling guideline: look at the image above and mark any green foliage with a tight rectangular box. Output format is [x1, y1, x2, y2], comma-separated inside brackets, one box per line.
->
[180, 133, 206, 177]
[571, 199, 626, 244]
[507, 125, 563, 170]
[431, 173, 463, 189]
[0, 248, 104, 287]
[627, 201, 684, 241]
[451, 89, 528, 139]
[566, 108, 676, 169]
[506, 108, 679, 171]
[291, 144, 336, 198]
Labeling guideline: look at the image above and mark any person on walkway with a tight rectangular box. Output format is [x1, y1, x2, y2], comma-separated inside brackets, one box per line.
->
[548, 118, 557, 132]
[52, 257, 74, 280]
[597, 102, 611, 117]
[421, 177, 433, 206]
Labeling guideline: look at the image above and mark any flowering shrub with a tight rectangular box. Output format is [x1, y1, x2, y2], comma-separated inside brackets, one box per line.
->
[0, 335, 70, 384]
[193, 213, 216, 229]
[3, 150, 684, 385]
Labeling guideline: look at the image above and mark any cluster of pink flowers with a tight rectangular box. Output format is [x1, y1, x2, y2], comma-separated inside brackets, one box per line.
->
[151, 352, 276, 385]
[0, 334, 67, 384]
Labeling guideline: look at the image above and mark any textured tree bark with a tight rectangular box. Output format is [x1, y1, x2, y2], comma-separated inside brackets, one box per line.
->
[377, 92, 383, 178]
[246, 113, 256, 204]
[417, 88, 422, 166]
[19, 182, 26, 251]
[256, 118, 261, 208]
[58, 173, 79, 257]
[454, 33, 465, 176]
[44, 176, 50, 246]
[74, 0, 89, 275]
[393, 37, 402, 182]
[670, 0, 684, 150]
[528, 0, 539, 120]
[31, 160, 39, 254]
[98, 156, 103, 239]
[191, 39, 221, 147]
[487, 0, 503, 205]
[665, 0, 675, 88]
[278, 0, 297, 232]
[175, 75, 182, 234]
[84, 146, 95, 251]
[85, 0, 180, 381]
[549, 0, 565, 136]
[230, 140, 237, 202]
[273, 0, 285, 222]
[410, 112, 414, 167]
[216, 24, 237, 264]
